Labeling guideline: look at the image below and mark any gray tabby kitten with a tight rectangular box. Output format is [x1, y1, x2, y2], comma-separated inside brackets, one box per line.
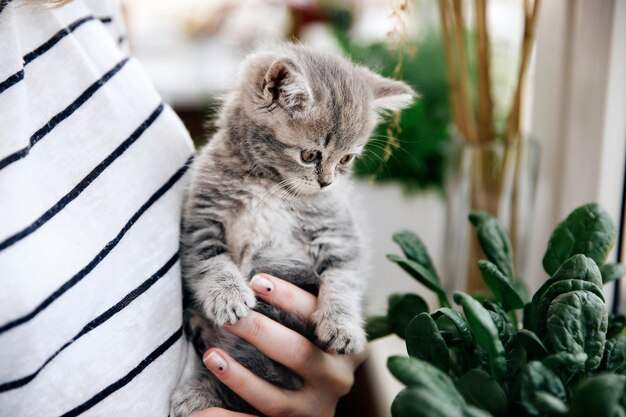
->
[171, 43, 415, 416]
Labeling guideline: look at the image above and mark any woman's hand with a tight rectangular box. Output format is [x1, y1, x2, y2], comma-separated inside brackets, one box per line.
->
[190, 274, 367, 417]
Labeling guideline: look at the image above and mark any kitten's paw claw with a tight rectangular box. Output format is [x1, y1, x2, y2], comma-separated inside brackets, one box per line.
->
[314, 314, 366, 354]
[204, 283, 256, 326]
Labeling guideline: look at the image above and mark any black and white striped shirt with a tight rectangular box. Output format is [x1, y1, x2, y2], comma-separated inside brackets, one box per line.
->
[0, 1, 197, 415]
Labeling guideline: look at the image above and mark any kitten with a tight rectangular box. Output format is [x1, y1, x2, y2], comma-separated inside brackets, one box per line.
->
[171, 43, 415, 416]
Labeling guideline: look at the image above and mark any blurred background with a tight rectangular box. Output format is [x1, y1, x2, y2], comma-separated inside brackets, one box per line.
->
[114, 1, 625, 415]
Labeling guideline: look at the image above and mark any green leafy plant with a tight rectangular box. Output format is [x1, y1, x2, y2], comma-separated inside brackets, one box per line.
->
[369, 203, 626, 417]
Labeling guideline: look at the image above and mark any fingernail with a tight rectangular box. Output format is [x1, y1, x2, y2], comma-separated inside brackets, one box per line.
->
[250, 274, 274, 294]
[204, 351, 228, 373]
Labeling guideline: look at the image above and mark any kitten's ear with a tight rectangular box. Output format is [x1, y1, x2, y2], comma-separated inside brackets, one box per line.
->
[263, 58, 313, 115]
[369, 72, 417, 111]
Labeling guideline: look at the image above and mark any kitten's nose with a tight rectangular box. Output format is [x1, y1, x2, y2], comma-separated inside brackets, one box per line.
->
[318, 180, 332, 188]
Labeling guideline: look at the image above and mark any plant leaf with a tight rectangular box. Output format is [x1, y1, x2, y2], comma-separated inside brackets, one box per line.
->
[365, 315, 391, 341]
[406, 313, 449, 372]
[454, 292, 507, 380]
[462, 406, 494, 417]
[608, 313, 626, 339]
[391, 387, 455, 417]
[531, 392, 569, 416]
[432, 308, 475, 348]
[570, 374, 626, 417]
[600, 335, 626, 375]
[520, 361, 568, 416]
[535, 278, 604, 339]
[387, 254, 450, 307]
[387, 356, 465, 406]
[433, 308, 477, 377]
[387, 293, 429, 339]
[478, 260, 525, 311]
[543, 203, 616, 275]
[457, 369, 508, 416]
[546, 290, 608, 371]
[530, 254, 603, 333]
[483, 300, 515, 344]
[391, 387, 489, 417]
[533, 255, 603, 306]
[469, 211, 515, 279]
[601, 262, 626, 284]
[511, 277, 530, 306]
[542, 352, 588, 382]
[518, 329, 549, 361]
[393, 230, 440, 281]
[484, 300, 523, 379]
[520, 361, 567, 416]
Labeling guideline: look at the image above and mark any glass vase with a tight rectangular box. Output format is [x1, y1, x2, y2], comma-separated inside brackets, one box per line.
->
[442, 138, 540, 295]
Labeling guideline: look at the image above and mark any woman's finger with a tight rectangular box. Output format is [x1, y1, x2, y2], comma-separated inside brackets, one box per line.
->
[224, 311, 325, 379]
[190, 408, 257, 417]
[247, 274, 368, 374]
[202, 348, 301, 417]
[249, 274, 317, 320]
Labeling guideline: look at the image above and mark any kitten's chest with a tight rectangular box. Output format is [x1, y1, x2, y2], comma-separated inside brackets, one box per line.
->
[225, 190, 306, 263]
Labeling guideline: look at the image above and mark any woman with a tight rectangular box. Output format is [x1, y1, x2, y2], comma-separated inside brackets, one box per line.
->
[0, 0, 365, 415]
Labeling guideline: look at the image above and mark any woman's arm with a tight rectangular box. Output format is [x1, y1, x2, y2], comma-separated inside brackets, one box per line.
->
[190, 274, 367, 417]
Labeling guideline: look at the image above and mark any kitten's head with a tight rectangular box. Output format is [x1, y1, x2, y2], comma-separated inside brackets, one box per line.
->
[227, 43, 416, 195]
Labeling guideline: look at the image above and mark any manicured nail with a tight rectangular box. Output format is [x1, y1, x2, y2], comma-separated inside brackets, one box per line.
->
[204, 351, 228, 373]
[250, 274, 274, 294]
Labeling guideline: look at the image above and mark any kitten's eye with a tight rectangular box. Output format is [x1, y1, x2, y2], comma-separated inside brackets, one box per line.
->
[301, 150, 319, 163]
[340, 154, 354, 165]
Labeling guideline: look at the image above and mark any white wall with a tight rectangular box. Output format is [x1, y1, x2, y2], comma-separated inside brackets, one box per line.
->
[356, 183, 445, 315]
[527, 0, 626, 300]
[354, 182, 446, 416]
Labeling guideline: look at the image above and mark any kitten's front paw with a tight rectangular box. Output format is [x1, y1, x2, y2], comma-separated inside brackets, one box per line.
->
[171, 378, 223, 417]
[204, 281, 256, 326]
[313, 312, 366, 355]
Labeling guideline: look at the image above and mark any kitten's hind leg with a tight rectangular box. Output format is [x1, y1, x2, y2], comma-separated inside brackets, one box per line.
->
[170, 377, 224, 417]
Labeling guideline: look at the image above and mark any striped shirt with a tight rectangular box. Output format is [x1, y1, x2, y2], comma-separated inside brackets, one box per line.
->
[0, 1, 198, 415]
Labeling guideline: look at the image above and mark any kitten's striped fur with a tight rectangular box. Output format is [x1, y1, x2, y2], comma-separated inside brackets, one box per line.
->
[171, 43, 415, 416]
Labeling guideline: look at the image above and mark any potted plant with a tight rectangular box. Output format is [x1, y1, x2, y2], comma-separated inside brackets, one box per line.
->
[368, 202, 626, 417]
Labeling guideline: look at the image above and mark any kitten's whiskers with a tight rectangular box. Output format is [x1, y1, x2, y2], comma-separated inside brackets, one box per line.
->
[278, 180, 298, 205]
[279, 178, 309, 207]
[254, 177, 298, 208]
[367, 137, 422, 165]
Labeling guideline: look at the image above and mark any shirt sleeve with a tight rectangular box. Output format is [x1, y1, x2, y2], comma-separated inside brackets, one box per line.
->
[0, 1, 198, 415]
